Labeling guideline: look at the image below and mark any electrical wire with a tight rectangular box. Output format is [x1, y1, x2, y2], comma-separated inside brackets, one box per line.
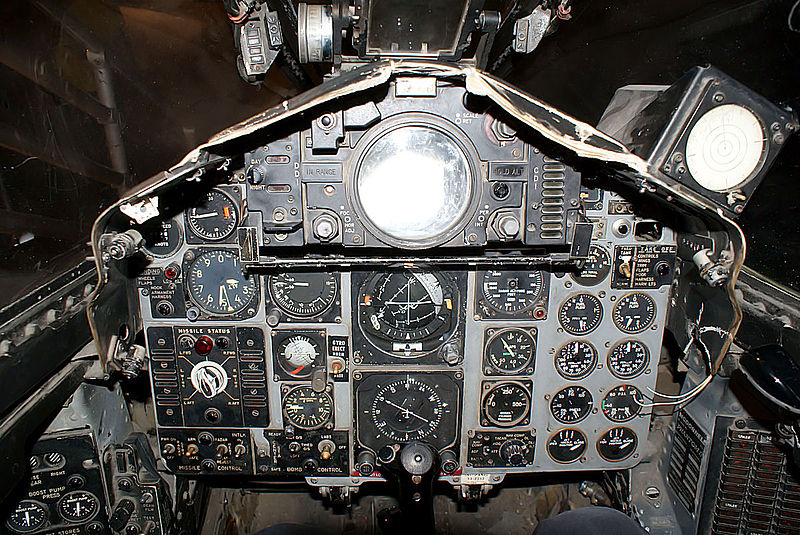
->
[635, 375, 713, 408]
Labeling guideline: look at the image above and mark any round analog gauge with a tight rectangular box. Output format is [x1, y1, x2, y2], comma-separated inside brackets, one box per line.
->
[547, 429, 587, 464]
[685, 104, 765, 192]
[481, 270, 545, 315]
[597, 427, 638, 462]
[268, 272, 337, 318]
[141, 218, 183, 258]
[58, 491, 99, 523]
[602, 385, 643, 423]
[354, 124, 474, 247]
[550, 385, 594, 424]
[613, 293, 656, 334]
[371, 376, 447, 442]
[571, 245, 611, 286]
[485, 328, 536, 374]
[186, 249, 257, 316]
[277, 334, 322, 377]
[6, 501, 47, 533]
[359, 269, 454, 352]
[608, 340, 650, 378]
[283, 385, 333, 429]
[482, 382, 531, 427]
[559, 294, 603, 335]
[555, 340, 598, 380]
[187, 189, 239, 241]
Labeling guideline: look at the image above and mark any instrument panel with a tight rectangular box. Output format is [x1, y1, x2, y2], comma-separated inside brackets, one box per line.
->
[124, 80, 678, 489]
[134, 185, 675, 487]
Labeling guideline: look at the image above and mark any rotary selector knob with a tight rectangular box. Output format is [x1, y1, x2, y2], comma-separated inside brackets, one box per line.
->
[190, 361, 229, 398]
[500, 439, 530, 467]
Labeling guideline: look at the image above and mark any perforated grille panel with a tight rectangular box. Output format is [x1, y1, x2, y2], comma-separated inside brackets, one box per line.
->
[709, 428, 800, 534]
[668, 410, 708, 515]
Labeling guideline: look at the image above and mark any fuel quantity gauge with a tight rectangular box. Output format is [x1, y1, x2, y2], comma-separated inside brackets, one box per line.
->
[547, 429, 587, 464]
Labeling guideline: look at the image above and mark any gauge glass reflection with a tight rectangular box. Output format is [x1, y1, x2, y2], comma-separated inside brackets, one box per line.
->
[355, 125, 473, 244]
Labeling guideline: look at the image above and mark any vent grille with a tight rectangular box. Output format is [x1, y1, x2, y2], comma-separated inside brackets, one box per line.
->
[710, 428, 800, 534]
[668, 410, 708, 515]
[539, 157, 565, 240]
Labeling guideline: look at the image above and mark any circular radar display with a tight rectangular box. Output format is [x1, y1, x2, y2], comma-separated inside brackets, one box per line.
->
[481, 270, 545, 315]
[354, 124, 474, 247]
[602, 385, 643, 423]
[550, 385, 593, 424]
[608, 340, 650, 378]
[6, 501, 47, 533]
[277, 334, 322, 377]
[571, 245, 611, 286]
[485, 328, 536, 374]
[597, 427, 638, 462]
[268, 272, 337, 318]
[187, 189, 239, 241]
[283, 385, 333, 429]
[685, 104, 765, 192]
[482, 382, 531, 427]
[371, 376, 448, 442]
[58, 491, 99, 523]
[187, 250, 257, 316]
[358, 269, 455, 355]
[559, 294, 603, 335]
[613, 293, 656, 334]
[547, 429, 587, 464]
[556, 341, 598, 380]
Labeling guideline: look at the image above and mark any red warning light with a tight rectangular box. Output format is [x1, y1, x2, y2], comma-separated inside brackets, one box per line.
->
[195, 336, 214, 355]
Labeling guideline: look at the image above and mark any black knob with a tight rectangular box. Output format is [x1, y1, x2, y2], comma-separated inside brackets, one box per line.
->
[377, 445, 396, 464]
[200, 459, 217, 472]
[302, 458, 319, 473]
[500, 439, 529, 466]
[198, 432, 214, 446]
[109, 499, 136, 531]
[247, 165, 265, 185]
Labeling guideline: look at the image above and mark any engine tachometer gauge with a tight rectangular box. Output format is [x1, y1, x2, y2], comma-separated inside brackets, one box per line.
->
[555, 340, 598, 380]
[283, 385, 333, 429]
[484, 328, 536, 374]
[597, 427, 638, 462]
[186, 189, 239, 241]
[186, 249, 257, 316]
[550, 385, 593, 424]
[268, 272, 338, 318]
[547, 429, 587, 464]
[685, 104, 765, 192]
[608, 340, 650, 378]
